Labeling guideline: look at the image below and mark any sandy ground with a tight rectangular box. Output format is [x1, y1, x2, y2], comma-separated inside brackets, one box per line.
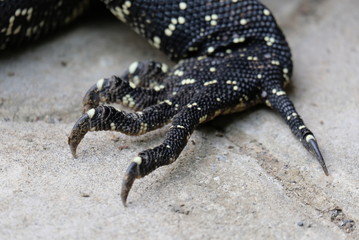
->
[0, 0, 358, 239]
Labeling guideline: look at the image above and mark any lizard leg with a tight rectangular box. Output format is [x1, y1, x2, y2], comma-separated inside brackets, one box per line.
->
[83, 61, 170, 112]
[262, 87, 329, 175]
[68, 99, 180, 158]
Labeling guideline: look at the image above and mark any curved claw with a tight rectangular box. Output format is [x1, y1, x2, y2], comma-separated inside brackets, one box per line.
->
[82, 84, 100, 113]
[121, 161, 141, 207]
[68, 113, 91, 158]
[82, 78, 112, 113]
[308, 139, 329, 176]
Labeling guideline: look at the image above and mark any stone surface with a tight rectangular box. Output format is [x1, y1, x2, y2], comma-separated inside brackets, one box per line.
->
[0, 0, 358, 239]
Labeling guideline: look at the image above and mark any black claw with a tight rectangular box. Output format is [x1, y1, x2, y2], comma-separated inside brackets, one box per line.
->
[69, 141, 78, 159]
[121, 162, 141, 207]
[82, 84, 100, 113]
[308, 139, 329, 176]
[68, 114, 91, 158]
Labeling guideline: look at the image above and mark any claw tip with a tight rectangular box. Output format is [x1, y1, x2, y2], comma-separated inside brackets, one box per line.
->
[323, 165, 329, 176]
[70, 147, 77, 159]
[308, 139, 329, 176]
[120, 162, 140, 207]
[68, 136, 78, 158]
[121, 193, 128, 207]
